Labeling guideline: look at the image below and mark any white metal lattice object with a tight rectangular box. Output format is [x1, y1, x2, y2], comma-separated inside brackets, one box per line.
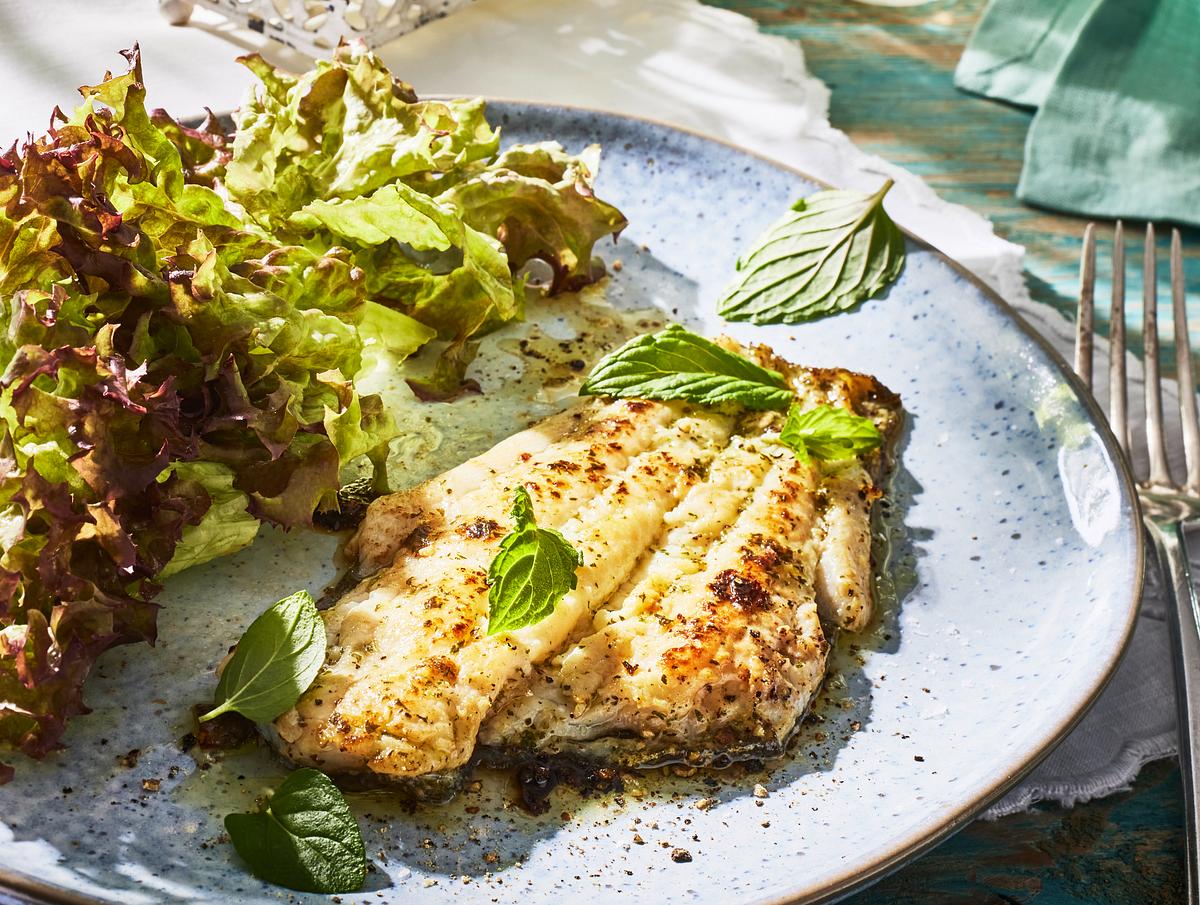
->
[159, 0, 476, 57]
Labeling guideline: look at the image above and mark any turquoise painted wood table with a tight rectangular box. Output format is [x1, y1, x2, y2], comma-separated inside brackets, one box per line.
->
[701, 1, 1189, 901]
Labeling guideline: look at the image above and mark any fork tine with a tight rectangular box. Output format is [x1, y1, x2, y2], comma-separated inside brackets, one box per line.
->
[1145, 223, 1175, 486]
[1110, 221, 1129, 454]
[1171, 229, 1200, 494]
[1076, 223, 1096, 389]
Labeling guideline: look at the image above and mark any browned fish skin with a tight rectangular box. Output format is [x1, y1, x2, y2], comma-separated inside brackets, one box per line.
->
[274, 399, 738, 777]
[753, 348, 903, 632]
[270, 340, 903, 784]
[478, 433, 829, 763]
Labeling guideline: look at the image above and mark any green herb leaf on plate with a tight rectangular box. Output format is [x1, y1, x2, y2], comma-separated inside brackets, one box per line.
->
[200, 590, 325, 723]
[578, 324, 793, 412]
[487, 487, 582, 636]
[225, 767, 366, 894]
[717, 179, 905, 324]
[779, 404, 883, 463]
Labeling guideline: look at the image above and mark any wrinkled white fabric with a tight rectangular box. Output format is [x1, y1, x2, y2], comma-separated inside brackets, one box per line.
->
[0, 0, 1174, 819]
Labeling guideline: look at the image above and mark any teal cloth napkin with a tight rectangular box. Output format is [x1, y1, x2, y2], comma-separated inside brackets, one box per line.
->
[956, 0, 1200, 227]
[956, 0, 1099, 108]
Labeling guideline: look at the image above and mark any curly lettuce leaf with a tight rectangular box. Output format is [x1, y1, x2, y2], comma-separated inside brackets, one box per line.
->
[291, 185, 517, 338]
[290, 183, 453, 250]
[357, 300, 438, 377]
[226, 46, 624, 351]
[149, 108, 231, 188]
[442, 143, 627, 293]
[405, 339, 481, 403]
[225, 47, 498, 232]
[159, 462, 260, 579]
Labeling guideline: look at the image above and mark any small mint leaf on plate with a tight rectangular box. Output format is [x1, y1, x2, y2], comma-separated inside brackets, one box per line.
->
[225, 768, 366, 894]
[200, 590, 324, 724]
[718, 179, 905, 324]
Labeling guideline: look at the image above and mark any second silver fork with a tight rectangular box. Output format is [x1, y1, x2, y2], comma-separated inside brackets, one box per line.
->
[1077, 222, 1200, 904]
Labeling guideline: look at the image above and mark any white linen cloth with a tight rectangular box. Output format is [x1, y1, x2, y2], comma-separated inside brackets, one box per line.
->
[0, 0, 1176, 821]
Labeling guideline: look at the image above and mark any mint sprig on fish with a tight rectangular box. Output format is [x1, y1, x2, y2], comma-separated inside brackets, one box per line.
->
[486, 487, 583, 635]
[579, 324, 793, 411]
[580, 325, 883, 462]
[778, 404, 883, 462]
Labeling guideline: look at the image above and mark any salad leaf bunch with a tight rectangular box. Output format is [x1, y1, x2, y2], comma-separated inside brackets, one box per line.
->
[224, 46, 626, 390]
[0, 44, 626, 772]
[0, 47, 396, 767]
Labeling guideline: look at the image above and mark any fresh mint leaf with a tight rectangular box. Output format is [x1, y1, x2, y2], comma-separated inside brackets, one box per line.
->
[578, 324, 793, 412]
[779, 404, 883, 463]
[200, 590, 325, 723]
[486, 487, 582, 635]
[717, 179, 905, 324]
[225, 768, 366, 894]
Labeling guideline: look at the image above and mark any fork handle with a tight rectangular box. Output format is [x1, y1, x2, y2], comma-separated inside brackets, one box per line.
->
[1149, 517, 1200, 903]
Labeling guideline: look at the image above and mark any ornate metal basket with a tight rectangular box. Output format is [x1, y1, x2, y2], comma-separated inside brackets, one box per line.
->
[160, 0, 474, 57]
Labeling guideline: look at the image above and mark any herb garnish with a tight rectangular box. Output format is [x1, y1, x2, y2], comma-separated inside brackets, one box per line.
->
[779, 404, 884, 463]
[579, 327, 882, 464]
[717, 179, 905, 324]
[225, 768, 367, 894]
[486, 487, 583, 635]
[200, 590, 325, 723]
[579, 324, 793, 411]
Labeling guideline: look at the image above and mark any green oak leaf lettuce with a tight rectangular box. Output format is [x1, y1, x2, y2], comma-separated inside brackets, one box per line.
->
[225, 45, 625, 344]
[158, 462, 260, 580]
[442, 142, 627, 293]
[295, 182, 518, 339]
[357, 300, 438, 376]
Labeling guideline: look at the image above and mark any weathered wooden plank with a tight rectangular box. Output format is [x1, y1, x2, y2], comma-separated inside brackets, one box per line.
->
[847, 759, 1185, 904]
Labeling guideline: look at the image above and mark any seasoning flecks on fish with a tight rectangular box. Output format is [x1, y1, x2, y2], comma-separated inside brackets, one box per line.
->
[271, 343, 902, 785]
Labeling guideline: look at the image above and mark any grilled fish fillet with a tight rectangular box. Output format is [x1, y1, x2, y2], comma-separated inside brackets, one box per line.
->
[272, 341, 901, 783]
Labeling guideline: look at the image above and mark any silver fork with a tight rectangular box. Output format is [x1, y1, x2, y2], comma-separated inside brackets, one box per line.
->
[1077, 222, 1200, 903]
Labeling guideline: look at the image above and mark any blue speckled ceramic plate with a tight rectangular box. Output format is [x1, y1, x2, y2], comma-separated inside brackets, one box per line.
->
[0, 104, 1142, 905]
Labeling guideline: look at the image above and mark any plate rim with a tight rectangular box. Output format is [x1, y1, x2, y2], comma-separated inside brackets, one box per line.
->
[0, 100, 1145, 905]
